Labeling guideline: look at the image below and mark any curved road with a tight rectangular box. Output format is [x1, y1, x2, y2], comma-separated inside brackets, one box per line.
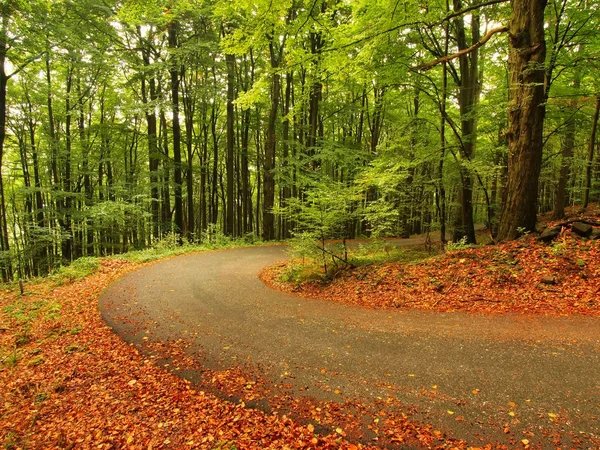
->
[100, 245, 600, 448]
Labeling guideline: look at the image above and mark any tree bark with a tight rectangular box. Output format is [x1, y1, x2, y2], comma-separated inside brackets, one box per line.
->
[0, 12, 11, 281]
[583, 95, 600, 209]
[225, 51, 235, 237]
[262, 40, 282, 241]
[62, 63, 73, 261]
[451, 0, 478, 244]
[497, 0, 547, 241]
[138, 27, 160, 239]
[168, 20, 184, 242]
[552, 71, 580, 219]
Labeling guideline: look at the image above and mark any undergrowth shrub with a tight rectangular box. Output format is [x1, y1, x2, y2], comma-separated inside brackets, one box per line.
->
[51, 257, 100, 284]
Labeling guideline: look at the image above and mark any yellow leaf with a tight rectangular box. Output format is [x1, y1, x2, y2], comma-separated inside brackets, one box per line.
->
[508, 411, 515, 417]
[521, 438, 529, 445]
[127, 435, 134, 444]
[307, 424, 314, 433]
[447, 410, 454, 415]
[335, 427, 343, 434]
[548, 412, 557, 418]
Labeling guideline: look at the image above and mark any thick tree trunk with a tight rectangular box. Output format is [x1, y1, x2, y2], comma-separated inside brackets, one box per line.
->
[307, 19, 324, 152]
[199, 105, 208, 234]
[497, 0, 547, 241]
[160, 111, 171, 231]
[77, 76, 93, 257]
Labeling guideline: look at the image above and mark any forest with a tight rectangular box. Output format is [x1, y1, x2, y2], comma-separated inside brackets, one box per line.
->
[0, 0, 599, 281]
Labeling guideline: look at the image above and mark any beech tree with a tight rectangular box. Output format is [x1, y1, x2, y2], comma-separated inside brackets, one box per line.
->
[497, 0, 548, 240]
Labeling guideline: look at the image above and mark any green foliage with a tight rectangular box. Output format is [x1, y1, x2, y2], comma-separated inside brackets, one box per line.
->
[281, 237, 438, 285]
[282, 180, 359, 241]
[352, 239, 436, 266]
[119, 231, 257, 264]
[280, 180, 359, 274]
[445, 236, 471, 252]
[362, 199, 401, 238]
[1, 347, 20, 368]
[50, 257, 101, 285]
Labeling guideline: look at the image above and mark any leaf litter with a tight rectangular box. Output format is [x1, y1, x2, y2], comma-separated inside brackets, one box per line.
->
[2, 210, 600, 449]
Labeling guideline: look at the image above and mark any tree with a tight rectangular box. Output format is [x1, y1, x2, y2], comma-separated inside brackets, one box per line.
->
[497, 0, 547, 240]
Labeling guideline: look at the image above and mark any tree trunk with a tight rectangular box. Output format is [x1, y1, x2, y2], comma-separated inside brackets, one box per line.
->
[210, 95, 219, 227]
[583, 95, 600, 209]
[62, 64, 73, 262]
[0, 16, 11, 281]
[183, 73, 195, 241]
[263, 41, 282, 241]
[168, 20, 184, 242]
[497, 0, 547, 241]
[451, 0, 478, 244]
[138, 27, 160, 239]
[281, 71, 293, 238]
[552, 72, 580, 219]
[225, 52, 235, 237]
[438, 57, 448, 243]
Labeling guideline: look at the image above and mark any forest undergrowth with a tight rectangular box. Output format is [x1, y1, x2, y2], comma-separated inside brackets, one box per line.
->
[262, 205, 600, 316]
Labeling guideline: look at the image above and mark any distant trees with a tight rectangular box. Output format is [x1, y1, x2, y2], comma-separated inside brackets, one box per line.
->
[0, 0, 599, 280]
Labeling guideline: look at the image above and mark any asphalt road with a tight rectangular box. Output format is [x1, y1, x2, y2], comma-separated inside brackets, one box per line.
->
[99, 245, 600, 448]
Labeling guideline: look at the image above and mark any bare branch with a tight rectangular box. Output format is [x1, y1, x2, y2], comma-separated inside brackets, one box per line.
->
[414, 25, 509, 71]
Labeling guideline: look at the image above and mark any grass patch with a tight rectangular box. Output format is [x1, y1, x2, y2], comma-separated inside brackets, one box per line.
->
[1, 346, 20, 368]
[1, 232, 265, 289]
[118, 232, 261, 264]
[352, 240, 438, 266]
[50, 257, 100, 285]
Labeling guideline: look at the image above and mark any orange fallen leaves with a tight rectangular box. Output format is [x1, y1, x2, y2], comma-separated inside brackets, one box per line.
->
[0, 260, 364, 449]
[262, 234, 600, 317]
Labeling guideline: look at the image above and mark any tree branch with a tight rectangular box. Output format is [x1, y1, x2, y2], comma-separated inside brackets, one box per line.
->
[8, 51, 47, 79]
[414, 25, 509, 71]
[323, 0, 509, 53]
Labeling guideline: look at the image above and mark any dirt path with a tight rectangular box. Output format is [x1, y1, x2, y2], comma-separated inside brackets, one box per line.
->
[99, 245, 600, 448]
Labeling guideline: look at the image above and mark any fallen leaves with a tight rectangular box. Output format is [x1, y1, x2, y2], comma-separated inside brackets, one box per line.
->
[0, 260, 367, 449]
[262, 232, 600, 317]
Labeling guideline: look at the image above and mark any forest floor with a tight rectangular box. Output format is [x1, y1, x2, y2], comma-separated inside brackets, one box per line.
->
[1, 206, 600, 450]
[262, 205, 600, 317]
